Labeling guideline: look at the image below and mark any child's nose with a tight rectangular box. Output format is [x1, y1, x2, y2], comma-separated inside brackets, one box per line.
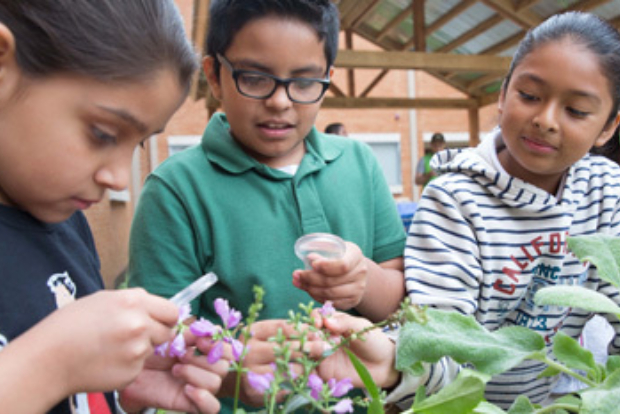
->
[534, 102, 559, 132]
[264, 84, 293, 110]
[94, 155, 131, 191]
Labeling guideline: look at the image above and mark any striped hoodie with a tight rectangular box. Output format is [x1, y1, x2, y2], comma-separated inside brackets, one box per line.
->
[389, 130, 620, 409]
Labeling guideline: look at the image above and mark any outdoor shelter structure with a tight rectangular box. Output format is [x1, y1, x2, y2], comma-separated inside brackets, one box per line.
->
[190, 0, 620, 146]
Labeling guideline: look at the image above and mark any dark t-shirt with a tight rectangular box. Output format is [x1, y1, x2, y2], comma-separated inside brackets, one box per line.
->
[0, 205, 114, 413]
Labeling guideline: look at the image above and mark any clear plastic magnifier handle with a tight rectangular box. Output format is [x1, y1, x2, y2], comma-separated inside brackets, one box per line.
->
[169, 272, 218, 307]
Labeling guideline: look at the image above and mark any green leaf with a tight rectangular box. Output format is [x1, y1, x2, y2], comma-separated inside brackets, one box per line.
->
[282, 394, 311, 413]
[411, 372, 485, 414]
[396, 308, 545, 376]
[606, 355, 620, 375]
[344, 348, 384, 414]
[553, 394, 582, 407]
[506, 396, 536, 414]
[567, 235, 620, 289]
[589, 364, 605, 383]
[579, 367, 620, 413]
[553, 331, 596, 372]
[472, 401, 507, 413]
[538, 364, 561, 378]
[534, 285, 620, 317]
[414, 385, 427, 406]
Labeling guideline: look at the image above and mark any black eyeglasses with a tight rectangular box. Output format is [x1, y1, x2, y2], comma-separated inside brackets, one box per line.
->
[217, 54, 330, 104]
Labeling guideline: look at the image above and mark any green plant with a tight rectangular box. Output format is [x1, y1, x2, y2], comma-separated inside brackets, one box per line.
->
[390, 235, 620, 413]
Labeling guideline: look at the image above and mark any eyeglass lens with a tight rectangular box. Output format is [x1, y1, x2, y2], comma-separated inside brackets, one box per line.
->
[236, 73, 325, 103]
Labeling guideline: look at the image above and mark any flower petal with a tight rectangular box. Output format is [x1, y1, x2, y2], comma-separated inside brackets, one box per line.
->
[308, 374, 324, 400]
[247, 371, 274, 394]
[207, 340, 223, 364]
[169, 333, 187, 358]
[190, 318, 217, 337]
[329, 377, 353, 398]
[319, 301, 335, 317]
[332, 398, 354, 414]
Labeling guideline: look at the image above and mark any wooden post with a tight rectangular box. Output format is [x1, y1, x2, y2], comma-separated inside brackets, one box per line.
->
[468, 107, 480, 147]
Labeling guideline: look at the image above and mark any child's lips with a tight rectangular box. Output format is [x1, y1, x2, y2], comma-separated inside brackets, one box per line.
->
[72, 197, 100, 210]
[258, 122, 294, 138]
[522, 135, 556, 153]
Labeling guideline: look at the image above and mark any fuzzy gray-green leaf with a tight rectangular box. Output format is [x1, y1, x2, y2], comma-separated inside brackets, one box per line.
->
[534, 285, 620, 316]
[396, 309, 544, 376]
[567, 235, 620, 289]
[553, 331, 596, 372]
[580, 368, 620, 414]
[411, 373, 485, 414]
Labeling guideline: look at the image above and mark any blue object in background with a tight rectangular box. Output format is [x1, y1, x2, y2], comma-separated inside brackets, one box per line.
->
[397, 201, 418, 232]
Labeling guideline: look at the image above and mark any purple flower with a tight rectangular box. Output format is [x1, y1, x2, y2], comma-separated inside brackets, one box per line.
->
[247, 371, 274, 394]
[332, 398, 354, 413]
[214, 298, 242, 329]
[231, 339, 245, 361]
[169, 333, 187, 357]
[328, 378, 353, 398]
[154, 342, 169, 357]
[308, 374, 324, 400]
[319, 301, 335, 317]
[190, 318, 217, 337]
[207, 340, 223, 364]
[178, 304, 191, 323]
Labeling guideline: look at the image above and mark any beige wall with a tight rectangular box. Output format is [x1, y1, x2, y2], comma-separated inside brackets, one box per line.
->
[86, 0, 501, 286]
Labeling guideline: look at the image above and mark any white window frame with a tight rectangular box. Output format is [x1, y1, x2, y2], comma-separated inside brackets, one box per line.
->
[349, 132, 403, 194]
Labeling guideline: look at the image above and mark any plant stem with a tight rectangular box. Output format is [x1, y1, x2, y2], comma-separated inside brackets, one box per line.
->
[233, 368, 242, 413]
[536, 356, 597, 388]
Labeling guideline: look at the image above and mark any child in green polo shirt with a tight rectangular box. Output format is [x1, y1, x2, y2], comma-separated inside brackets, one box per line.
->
[126, 0, 406, 411]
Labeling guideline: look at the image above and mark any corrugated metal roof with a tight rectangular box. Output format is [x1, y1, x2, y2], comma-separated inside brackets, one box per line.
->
[336, 0, 620, 104]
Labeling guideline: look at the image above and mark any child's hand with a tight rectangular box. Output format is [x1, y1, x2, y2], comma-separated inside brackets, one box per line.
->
[312, 310, 399, 389]
[292, 241, 368, 310]
[45, 288, 178, 395]
[119, 336, 229, 414]
[218, 319, 309, 407]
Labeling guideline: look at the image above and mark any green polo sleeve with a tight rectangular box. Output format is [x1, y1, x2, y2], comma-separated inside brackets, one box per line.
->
[126, 172, 209, 307]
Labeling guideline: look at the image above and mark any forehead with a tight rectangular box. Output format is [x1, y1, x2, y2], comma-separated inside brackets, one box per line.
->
[226, 16, 327, 72]
[511, 39, 613, 99]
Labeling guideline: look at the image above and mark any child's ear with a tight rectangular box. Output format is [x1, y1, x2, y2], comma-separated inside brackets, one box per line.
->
[202, 55, 222, 101]
[497, 81, 507, 116]
[0, 23, 20, 103]
[594, 112, 620, 147]
[0, 24, 16, 71]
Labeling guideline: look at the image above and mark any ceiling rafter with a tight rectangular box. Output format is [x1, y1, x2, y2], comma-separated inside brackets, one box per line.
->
[480, 0, 543, 28]
[191, 0, 620, 112]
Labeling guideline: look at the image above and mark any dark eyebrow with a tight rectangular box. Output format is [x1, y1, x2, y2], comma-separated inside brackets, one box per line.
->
[517, 72, 602, 104]
[232, 58, 326, 77]
[96, 105, 150, 134]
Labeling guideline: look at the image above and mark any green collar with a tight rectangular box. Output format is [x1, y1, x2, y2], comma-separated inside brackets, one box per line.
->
[201, 113, 343, 179]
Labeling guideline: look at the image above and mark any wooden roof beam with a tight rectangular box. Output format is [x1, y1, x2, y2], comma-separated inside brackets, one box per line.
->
[360, 70, 389, 98]
[323, 96, 478, 109]
[377, 7, 410, 42]
[565, 0, 615, 13]
[341, 0, 381, 30]
[515, 0, 540, 11]
[467, 73, 504, 94]
[413, 0, 426, 51]
[335, 49, 512, 73]
[401, 0, 478, 50]
[480, 0, 542, 28]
